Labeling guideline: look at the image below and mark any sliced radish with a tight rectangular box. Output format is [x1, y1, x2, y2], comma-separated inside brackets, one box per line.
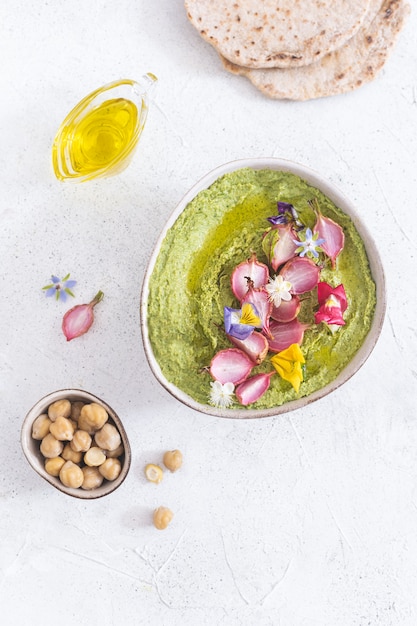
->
[209, 348, 254, 385]
[236, 372, 275, 406]
[268, 318, 309, 352]
[313, 209, 345, 269]
[230, 253, 269, 301]
[280, 257, 320, 294]
[262, 224, 299, 271]
[227, 330, 269, 365]
[242, 286, 273, 337]
[270, 295, 301, 323]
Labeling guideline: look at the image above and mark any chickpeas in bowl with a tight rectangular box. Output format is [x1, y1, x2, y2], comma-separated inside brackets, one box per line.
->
[21, 389, 131, 499]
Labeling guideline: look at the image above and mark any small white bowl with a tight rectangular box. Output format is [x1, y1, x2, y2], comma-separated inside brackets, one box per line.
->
[141, 158, 386, 418]
[21, 389, 131, 498]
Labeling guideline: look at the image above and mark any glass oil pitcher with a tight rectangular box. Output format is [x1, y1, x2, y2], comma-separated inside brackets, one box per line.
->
[52, 74, 157, 182]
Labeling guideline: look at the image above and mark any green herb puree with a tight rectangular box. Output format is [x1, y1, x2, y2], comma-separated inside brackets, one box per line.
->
[147, 168, 376, 410]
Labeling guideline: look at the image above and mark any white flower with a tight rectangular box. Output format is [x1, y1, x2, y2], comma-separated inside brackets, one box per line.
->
[209, 381, 235, 408]
[265, 275, 292, 308]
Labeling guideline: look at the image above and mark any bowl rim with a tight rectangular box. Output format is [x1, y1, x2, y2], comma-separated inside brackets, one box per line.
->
[21, 388, 131, 498]
[140, 157, 386, 419]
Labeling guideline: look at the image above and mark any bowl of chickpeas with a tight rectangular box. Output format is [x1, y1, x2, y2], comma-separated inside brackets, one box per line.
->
[21, 389, 131, 499]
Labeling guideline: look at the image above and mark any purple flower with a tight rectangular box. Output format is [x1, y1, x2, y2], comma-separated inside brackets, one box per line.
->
[224, 302, 261, 340]
[42, 274, 77, 302]
[267, 201, 302, 228]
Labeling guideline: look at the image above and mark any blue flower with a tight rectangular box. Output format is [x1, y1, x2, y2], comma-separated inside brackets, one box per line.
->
[294, 228, 325, 259]
[42, 274, 77, 302]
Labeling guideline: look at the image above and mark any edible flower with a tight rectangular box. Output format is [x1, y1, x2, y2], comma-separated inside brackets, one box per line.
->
[42, 274, 77, 302]
[62, 290, 104, 341]
[270, 343, 305, 393]
[267, 202, 302, 228]
[265, 275, 292, 308]
[314, 282, 347, 327]
[294, 227, 325, 259]
[224, 302, 261, 340]
[209, 381, 235, 409]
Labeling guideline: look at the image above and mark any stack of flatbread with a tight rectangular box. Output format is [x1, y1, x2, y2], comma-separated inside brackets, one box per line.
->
[184, 0, 411, 100]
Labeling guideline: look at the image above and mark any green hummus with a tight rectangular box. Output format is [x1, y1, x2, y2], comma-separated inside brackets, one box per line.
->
[147, 168, 376, 410]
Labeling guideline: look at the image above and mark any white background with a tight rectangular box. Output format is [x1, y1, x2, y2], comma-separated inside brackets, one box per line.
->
[1, 1, 417, 624]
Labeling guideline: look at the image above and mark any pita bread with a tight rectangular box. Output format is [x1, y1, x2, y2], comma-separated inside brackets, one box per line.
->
[185, 0, 373, 69]
[221, 0, 410, 100]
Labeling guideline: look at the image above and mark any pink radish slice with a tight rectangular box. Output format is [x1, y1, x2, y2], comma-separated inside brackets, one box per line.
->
[280, 257, 320, 294]
[242, 287, 272, 337]
[313, 211, 345, 269]
[270, 295, 301, 323]
[227, 330, 269, 365]
[210, 348, 254, 385]
[236, 372, 275, 406]
[231, 253, 269, 301]
[268, 318, 309, 352]
[263, 224, 299, 271]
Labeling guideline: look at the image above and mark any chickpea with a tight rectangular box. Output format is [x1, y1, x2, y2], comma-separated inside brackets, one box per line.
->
[59, 460, 84, 488]
[84, 446, 106, 467]
[94, 423, 121, 451]
[78, 403, 108, 434]
[40, 433, 64, 459]
[71, 401, 84, 422]
[48, 399, 71, 422]
[99, 458, 122, 481]
[32, 414, 51, 440]
[61, 443, 83, 464]
[105, 443, 124, 458]
[145, 463, 163, 484]
[163, 450, 183, 472]
[49, 416, 74, 441]
[153, 506, 173, 530]
[45, 456, 65, 477]
[81, 466, 104, 490]
[70, 429, 92, 453]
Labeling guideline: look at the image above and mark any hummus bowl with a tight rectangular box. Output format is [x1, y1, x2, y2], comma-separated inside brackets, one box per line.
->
[141, 158, 386, 418]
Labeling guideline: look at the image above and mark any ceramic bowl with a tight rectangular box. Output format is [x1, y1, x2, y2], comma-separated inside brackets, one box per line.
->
[21, 389, 131, 498]
[140, 157, 386, 418]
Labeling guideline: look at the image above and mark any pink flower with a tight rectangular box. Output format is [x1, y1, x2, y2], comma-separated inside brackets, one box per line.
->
[314, 282, 347, 326]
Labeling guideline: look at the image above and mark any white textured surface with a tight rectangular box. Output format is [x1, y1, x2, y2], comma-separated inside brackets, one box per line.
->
[1, 2, 417, 624]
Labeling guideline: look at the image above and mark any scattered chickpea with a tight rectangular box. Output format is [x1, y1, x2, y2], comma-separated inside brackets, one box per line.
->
[48, 399, 71, 422]
[40, 433, 64, 459]
[78, 403, 108, 433]
[84, 446, 106, 467]
[70, 429, 92, 453]
[153, 506, 173, 530]
[163, 449, 183, 472]
[32, 414, 51, 440]
[62, 443, 83, 464]
[94, 423, 121, 452]
[49, 416, 74, 441]
[99, 458, 122, 481]
[45, 456, 65, 477]
[145, 463, 164, 484]
[59, 460, 84, 488]
[81, 466, 104, 490]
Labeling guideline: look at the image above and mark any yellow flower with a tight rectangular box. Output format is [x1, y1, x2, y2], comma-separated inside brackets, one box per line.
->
[239, 303, 261, 327]
[270, 343, 305, 393]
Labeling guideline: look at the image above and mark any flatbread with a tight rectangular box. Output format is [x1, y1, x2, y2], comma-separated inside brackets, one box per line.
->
[185, 0, 373, 69]
[221, 0, 410, 100]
